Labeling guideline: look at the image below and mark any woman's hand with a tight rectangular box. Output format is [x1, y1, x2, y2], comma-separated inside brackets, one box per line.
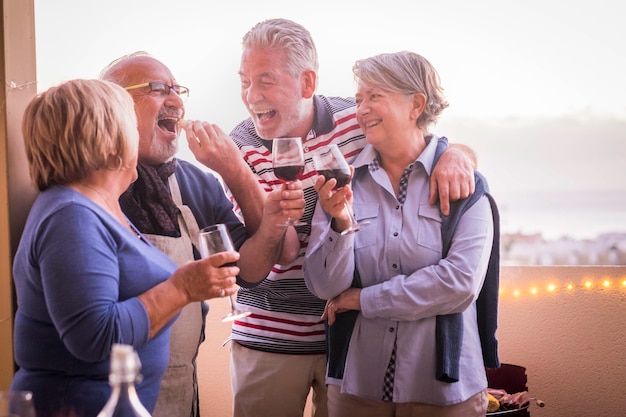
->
[322, 288, 362, 325]
[172, 251, 240, 300]
[138, 250, 240, 339]
[313, 167, 355, 233]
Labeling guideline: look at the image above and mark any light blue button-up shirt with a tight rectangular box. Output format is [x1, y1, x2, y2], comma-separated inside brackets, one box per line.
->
[304, 137, 493, 405]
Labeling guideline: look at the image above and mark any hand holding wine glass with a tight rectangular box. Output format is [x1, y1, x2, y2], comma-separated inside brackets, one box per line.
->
[272, 137, 306, 227]
[198, 224, 251, 322]
[312, 144, 369, 235]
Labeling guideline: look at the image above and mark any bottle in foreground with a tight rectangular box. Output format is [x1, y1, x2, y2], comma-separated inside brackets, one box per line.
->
[0, 390, 36, 417]
[97, 344, 151, 417]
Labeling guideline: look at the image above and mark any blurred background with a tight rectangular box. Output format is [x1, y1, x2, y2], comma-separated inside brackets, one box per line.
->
[34, 0, 626, 264]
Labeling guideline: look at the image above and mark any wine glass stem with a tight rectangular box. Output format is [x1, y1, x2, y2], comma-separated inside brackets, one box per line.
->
[276, 181, 306, 227]
[344, 199, 359, 229]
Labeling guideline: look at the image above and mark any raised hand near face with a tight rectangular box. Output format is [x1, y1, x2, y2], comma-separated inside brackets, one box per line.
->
[180, 120, 244, 179]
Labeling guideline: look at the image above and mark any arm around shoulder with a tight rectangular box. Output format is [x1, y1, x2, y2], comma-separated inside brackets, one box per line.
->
[429, 142, 477, 215]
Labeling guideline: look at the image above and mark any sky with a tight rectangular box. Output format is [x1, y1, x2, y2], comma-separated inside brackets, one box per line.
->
[33, 0, 626, 239]
[34, 0, 626, 123]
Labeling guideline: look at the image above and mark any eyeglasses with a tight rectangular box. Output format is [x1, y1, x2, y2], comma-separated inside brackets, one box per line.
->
[124, 81, 189, 100]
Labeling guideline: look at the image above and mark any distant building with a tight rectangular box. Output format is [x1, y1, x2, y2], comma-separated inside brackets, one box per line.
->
[501, 232, 626, 265]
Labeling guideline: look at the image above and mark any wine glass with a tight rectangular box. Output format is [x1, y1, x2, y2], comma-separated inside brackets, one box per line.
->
[272, 137, 306, 226]
[312, 144, 369, 235]
[0, 391, 36, 417]
[198, 224, 251, 323]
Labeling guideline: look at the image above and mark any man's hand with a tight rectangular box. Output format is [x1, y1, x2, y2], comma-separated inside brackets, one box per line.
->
[243, 180, 303, 268]
[182, 120, 246, 179]
[265, 180, 305, 228]
[429, 145, 476, 215]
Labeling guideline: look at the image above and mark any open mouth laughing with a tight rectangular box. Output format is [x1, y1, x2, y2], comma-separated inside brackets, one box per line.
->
[254, 108, 277, 123]
[158, 116, 179, 134]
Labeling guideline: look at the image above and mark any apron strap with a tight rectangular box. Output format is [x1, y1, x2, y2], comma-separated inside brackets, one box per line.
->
[168, 174, 201, 251]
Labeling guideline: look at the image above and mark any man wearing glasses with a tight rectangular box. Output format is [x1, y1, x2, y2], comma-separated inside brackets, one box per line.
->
[100, 52, 304, 417]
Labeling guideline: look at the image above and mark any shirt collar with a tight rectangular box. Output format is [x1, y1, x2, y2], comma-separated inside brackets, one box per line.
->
[352, 134, 440, 175]
[309, 95, 335, 137]
[419, 134, 439, 176]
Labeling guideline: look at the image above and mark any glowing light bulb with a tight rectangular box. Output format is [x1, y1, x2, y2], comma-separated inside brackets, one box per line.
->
[497, 276, 626, 300]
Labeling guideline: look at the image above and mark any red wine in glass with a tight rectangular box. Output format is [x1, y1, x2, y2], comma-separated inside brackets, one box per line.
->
[274, 165, 303, 182]
[312, 144, 369, 235]
[316, 169, 351, 189]
[272, 137, 306, 227]
[198, 224, 251, 322]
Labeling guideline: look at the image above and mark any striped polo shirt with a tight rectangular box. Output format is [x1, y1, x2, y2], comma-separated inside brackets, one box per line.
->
[229, 95, 366, 354]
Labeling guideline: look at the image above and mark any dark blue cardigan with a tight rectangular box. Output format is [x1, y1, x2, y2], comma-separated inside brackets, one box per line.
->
[435, 139, 501, 382]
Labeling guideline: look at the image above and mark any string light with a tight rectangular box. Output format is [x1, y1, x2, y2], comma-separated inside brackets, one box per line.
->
[5, 80, 37, 91]
[500, 277, 626, 298]
[2, 80, 38, 112]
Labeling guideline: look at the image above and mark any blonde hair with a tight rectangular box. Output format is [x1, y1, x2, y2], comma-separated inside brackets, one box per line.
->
[22, 79, 137, 191]
[242, 18, 319, 78]
[353, 51, 449, 129]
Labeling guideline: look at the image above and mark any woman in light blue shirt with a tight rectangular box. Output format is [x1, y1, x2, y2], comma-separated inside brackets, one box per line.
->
[304, 51, 495, 417]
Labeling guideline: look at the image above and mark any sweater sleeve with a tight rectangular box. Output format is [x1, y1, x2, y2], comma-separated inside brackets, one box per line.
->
[36, 205, 150, 363]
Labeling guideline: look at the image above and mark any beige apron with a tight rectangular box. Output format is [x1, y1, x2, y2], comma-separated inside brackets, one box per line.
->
[149, 174, 203, 417]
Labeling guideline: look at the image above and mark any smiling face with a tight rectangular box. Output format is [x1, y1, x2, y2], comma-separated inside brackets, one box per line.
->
[355, 83, 421, 150]
[104, 56, 185, 166]
[239, 46, 315, 140]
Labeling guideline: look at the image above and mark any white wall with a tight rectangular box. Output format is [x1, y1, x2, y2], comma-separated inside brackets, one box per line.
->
[496, 266, 626, 417]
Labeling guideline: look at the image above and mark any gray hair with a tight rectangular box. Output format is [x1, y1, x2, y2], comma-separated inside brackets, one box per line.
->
[242, 18, 319, 78]
[353, 51, 449, 128]
[98, 51, 152, 84]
